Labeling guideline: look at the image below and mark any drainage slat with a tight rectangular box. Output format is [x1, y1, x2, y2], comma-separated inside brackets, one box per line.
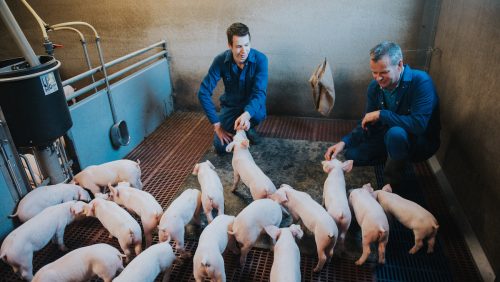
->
[0, 112, 482, 282]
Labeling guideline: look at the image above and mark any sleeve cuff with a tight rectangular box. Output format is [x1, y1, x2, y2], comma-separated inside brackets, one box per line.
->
[244, 107, 255, 119]
[341, 136, 351, 148]
[379, 110, 389, 123]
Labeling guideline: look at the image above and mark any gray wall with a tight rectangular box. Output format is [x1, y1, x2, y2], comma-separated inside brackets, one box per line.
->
[0, 0, 437, 119]
[429, 0, 500, 276]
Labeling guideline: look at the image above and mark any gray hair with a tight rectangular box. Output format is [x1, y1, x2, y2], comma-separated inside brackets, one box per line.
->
[370, 41, 403, 65]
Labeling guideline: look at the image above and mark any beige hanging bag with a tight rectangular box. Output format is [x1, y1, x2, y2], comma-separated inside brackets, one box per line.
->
[309, 58, 335, 116]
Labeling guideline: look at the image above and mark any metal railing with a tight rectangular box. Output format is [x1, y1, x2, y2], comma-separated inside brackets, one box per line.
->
[63, 40, 168, 102]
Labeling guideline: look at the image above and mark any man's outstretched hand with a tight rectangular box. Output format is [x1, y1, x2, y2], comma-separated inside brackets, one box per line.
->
[361, 110, 380, 130]
[214, 122, 233, 145]
[324, 141, 346, 160]
[234, 111, 251, 131]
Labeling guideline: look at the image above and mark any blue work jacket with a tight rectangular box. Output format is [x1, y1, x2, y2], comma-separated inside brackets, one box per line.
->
[198, 49, 268, 124]
[342, 65, 441, 147]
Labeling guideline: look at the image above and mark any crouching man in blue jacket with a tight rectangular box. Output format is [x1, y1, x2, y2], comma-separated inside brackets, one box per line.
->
[198, 22, 268, 155]
[324, 41, 441, 190]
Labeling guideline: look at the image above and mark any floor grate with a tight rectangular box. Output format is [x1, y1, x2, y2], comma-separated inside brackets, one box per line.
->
[0, 111, 483, 281]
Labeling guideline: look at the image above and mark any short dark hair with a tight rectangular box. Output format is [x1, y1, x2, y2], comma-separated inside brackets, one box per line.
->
[226, 23, 251, 45]
[370, 41, 403, 65]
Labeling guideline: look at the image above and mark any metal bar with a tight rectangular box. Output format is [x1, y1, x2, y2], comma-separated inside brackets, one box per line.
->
[66, 50, 167, 101]
[63, 40, 166, 86]
[105, 40, 166, 69]
[56, 137, 73, 179]
[95, 38, 117, 123]
[19, 154, 37, 188]
[81, 41, 98, 93]
[0, 146, 22, 195]
[50, 26, 98, 93]
[0, 0, 39, 66]
[63, 62, 100, 85]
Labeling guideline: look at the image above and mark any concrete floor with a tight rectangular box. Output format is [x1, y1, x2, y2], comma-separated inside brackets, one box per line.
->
[181, 137, 380, 260]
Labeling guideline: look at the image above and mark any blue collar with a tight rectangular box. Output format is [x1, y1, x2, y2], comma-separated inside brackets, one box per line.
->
[401, 64, 412, 82]
[380, 64, 410, 91]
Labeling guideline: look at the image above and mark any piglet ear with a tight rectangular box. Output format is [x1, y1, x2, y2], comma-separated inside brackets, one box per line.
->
[78, 190, 89, 202]
[363, 183, 374, 192]
[89, 201, 96, 213]
[343, 160, 354, 173]
[321, 161, 332, 173]
[289, 224, 304, 240]
[273, 189, 288, 203]
[279, 184, 290, 189]
[382, 184, 393, 193]
[109, 185, 118, 198]
[226, 218, 234, 232]
[192, 164, 200, 175]
[71, 203, 84, 215]
[264, 225, 281, 241]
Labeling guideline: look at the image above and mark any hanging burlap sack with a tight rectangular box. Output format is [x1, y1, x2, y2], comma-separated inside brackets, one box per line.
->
[309, 58, 335, 116]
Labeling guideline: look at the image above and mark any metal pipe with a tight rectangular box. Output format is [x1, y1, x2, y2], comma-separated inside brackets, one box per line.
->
[56, 137, 72, 180]
[20, 0, 48, 40]
[95, 38, 117, 124]
[0, 145, 23, 195]
[63, 40, 166, 86]
[47, 21, 121, 134]
[102, 40, 166, 69]
[50, 21, 98, 38]
[0, 0, 39, 67]
[19, 154, 38, 188]
[35, 144, 65, 185]
[51, 26, 98, 92]
[81, 40, 98, 93]
[52, 26, 84, 41]
[66, 50, 167, 101]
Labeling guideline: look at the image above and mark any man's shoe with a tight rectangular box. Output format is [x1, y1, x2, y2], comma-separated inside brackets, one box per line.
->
[383, 157, 406, 189]
[247, 128, 261, 145]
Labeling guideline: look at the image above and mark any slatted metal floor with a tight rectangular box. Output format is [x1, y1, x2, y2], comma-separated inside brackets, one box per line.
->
[0, 111, 483, 281]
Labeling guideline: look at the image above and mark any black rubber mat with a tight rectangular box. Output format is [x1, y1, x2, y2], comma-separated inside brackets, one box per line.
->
[0, 111, 483, 281]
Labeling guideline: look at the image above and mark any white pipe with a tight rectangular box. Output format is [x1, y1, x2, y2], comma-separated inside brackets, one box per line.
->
[50, 27, 98, 92]
[50, 21, 99, 38]
[52, 26, 85, 42]
[20, 0, 48, 40]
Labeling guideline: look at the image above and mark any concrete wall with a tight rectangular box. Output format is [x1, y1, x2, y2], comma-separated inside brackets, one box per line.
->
[429, 0, 500, 276]
[0, 0, 437, 119]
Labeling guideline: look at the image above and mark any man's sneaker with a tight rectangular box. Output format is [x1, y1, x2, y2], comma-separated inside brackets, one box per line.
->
[247, 128, 261, 145]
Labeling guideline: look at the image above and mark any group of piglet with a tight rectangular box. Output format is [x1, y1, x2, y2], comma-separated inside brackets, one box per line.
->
[188, 129, 440, 281]
[0, 129, 440, 282]
[0, 159, 176, 282]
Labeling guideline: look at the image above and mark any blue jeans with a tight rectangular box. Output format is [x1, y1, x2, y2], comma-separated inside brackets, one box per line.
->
[344, 126, 439, 166]
[213, 106, 265, 154]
